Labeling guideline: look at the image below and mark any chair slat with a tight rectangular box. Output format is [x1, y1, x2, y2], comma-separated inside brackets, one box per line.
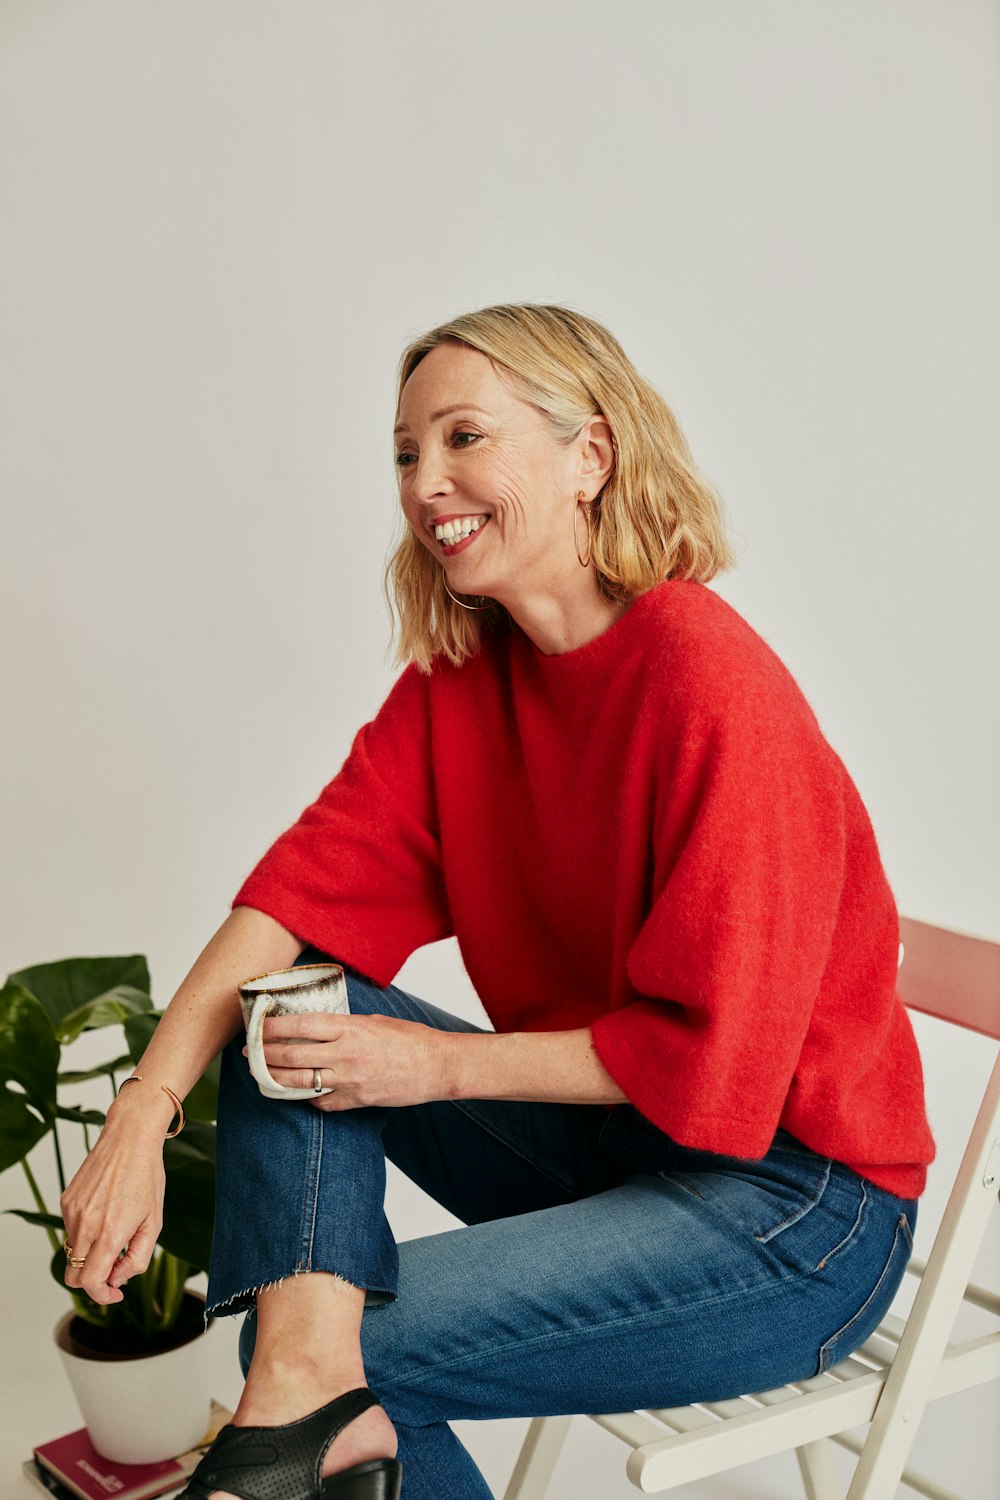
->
[589, 1410, 665, 1447]
[933, 1332, 1000, 1397]
[633, 1372, 886, 1490]
[644, 1404, 719, 1433]
[898, 917, 1000, 1039]
[751, 1382, 810, 1406]
[701, 1396, 762, 1420]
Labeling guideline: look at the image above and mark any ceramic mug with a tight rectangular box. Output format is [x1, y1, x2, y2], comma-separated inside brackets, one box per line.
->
[237, 962, 349, 1100]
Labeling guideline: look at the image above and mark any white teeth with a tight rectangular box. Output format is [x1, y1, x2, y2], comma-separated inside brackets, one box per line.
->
[433, 517, 485, 543]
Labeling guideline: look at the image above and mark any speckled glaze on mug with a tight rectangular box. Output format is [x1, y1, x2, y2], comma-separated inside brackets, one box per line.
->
[238, 963, 349, 1100]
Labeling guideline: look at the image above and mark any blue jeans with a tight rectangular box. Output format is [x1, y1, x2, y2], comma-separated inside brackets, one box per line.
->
[207, 963, 917, 1500]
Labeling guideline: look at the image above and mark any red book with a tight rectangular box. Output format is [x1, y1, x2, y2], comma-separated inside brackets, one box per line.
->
[29, 1401, 231, 1500]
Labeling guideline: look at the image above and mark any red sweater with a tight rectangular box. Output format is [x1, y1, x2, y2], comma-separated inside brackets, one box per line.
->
[235, 581, 934, 1198]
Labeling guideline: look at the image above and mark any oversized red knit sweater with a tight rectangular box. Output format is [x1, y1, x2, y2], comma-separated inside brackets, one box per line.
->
[234, 580, 934, 1198]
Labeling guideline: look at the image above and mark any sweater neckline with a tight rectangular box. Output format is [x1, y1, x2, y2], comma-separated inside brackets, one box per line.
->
[515, 583, 668, 674]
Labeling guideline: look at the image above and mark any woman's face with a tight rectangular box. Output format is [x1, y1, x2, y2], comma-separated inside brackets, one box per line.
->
[394, 342, 596, 608]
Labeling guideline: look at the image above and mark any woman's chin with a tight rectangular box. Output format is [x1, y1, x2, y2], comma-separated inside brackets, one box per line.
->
[448, 570, 498, 602]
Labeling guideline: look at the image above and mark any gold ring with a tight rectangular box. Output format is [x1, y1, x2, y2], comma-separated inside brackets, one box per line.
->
[68, 1255, 87, 1268]
[63, 1242, 74, 1257]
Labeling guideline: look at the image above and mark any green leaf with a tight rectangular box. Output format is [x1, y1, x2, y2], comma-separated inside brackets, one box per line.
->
[0, 1098, 48, 1176]
[184, 1056, 220, 1124]
[0, 987, 59, 1170]
[160, 1120, 216, 1273]
[4, 1208, 64, 1229]
[0, 987, 58, 1107]
[54, 1103, 106, 1126]
[56, 986, 153, 1045]
[123, 1011, 157, 1062]
[58, 1054, 133, 1085]
[0, 1091, 50, 1174]
[6, 957, 152, 1035]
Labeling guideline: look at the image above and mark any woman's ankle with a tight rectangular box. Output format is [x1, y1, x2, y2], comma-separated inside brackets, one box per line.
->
[236, 1357, 367, 1425]
[231, 1379, 397, 1477]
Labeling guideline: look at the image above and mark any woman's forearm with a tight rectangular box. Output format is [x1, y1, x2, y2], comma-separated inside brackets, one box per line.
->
[441, 1026, 628, 1107]
[104, 906, 304, 1137]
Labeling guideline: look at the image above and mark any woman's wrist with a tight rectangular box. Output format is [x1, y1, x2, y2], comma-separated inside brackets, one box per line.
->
[104, 1077, 180, 1139]
[436, 1030, 529, 1102]
[436, 1027, 627, 1106]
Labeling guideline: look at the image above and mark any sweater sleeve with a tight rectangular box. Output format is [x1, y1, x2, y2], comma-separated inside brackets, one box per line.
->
[591, 653, 864, 1160]
[233, 665, 452, 983]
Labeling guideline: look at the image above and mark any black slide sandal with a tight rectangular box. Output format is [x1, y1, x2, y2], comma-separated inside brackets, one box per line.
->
[179, 1387, 401, 1500]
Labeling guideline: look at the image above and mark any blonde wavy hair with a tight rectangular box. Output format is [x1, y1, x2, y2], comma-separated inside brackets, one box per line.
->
[386, 303, 734, 671]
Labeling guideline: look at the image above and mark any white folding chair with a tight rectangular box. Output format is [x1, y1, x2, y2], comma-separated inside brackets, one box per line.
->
[503, 917, 1000, 1500]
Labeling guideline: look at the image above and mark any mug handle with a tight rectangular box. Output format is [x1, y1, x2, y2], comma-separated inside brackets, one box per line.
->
[245, 995, 293, 1098]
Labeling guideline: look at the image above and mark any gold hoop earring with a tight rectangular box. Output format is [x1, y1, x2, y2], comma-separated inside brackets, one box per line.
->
[443, 576, 491, 612]
[574, 493, 593, 569]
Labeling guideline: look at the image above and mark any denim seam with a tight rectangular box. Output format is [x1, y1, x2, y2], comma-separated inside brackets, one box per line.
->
[817, 1213, 910, 1373]
[755, 1158, 832, 1244]
[296, 1107, 323, 1272]
[660, 1159, 833, 1245]
[447, 1100, 578, 1196]
[815, 1180, 868, 1271]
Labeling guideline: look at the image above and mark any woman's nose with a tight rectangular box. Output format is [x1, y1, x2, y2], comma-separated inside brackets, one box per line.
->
[408, 448, 455, 504]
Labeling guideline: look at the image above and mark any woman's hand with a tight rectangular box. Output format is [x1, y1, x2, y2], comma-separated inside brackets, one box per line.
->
[60, 1103, 168, 1305]
[254, 1012, 453, 1111]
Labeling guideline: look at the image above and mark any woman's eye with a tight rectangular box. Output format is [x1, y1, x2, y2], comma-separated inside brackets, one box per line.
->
[394, 451, 417, 467]
[452, 431, 482, 449]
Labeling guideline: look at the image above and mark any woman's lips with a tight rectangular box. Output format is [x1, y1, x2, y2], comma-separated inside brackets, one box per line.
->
[435, 516, 491, 556]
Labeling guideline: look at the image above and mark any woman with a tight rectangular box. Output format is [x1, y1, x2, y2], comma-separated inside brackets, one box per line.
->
[61, 304, 934, 1500]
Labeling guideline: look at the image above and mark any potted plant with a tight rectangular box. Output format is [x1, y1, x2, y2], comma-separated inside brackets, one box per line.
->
[0, 953, 220, 1463]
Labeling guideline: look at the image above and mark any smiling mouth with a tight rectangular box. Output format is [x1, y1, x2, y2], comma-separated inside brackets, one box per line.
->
[430, 515, 491, 553]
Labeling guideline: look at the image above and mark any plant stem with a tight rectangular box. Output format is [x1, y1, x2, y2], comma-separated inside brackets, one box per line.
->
[51, 1119, 67, 1195]
[140, 1250, 158, 1339]
[83, 1123, 91, 1153]
[21, 1159, 60, 1254]
[157, 1251, 189, 1331]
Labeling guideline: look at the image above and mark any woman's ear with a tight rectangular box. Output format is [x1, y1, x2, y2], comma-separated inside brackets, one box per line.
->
[577, 415, 616, 493]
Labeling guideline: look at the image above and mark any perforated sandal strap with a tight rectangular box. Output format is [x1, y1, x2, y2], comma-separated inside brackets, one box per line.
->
[181, 1388, 379, 1500]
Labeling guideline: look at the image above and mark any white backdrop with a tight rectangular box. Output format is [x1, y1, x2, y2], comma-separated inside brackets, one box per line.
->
[2, 3, 997, 1496]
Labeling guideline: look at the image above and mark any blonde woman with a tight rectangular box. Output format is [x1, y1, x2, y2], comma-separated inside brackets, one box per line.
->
[61, 305, 933, 1500]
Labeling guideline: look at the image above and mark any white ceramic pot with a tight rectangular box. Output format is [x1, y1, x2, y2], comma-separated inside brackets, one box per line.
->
[55, 1298, 215, 1465]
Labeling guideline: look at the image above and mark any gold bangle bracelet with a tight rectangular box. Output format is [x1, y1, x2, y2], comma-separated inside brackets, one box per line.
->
[117, 1075, 186, 1138]
[160, 1085, 185, 1139]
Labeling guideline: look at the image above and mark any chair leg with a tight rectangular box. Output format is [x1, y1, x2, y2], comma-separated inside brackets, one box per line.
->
[502, 1416, 573, 1500]
[796, 1438, 843, 1500]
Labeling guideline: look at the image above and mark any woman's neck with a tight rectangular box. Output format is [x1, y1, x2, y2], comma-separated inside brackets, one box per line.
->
[503, 583, 630, 657]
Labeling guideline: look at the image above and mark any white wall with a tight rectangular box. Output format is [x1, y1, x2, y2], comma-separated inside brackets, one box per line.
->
[2, 3, 997, 1496]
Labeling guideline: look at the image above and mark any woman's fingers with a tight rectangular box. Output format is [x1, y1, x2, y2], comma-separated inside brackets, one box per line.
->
[65, 1231, 128, 1304]
[109, 1219, 159, 1288]
[258, 1013, 344, 1041]
[251, 1014, 444, 1109]
[61, 1138, 166, 1304]
[65, 1215, 161, 1302]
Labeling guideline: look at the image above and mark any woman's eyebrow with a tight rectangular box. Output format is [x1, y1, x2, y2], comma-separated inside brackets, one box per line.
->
[393, 404, 492, 436]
